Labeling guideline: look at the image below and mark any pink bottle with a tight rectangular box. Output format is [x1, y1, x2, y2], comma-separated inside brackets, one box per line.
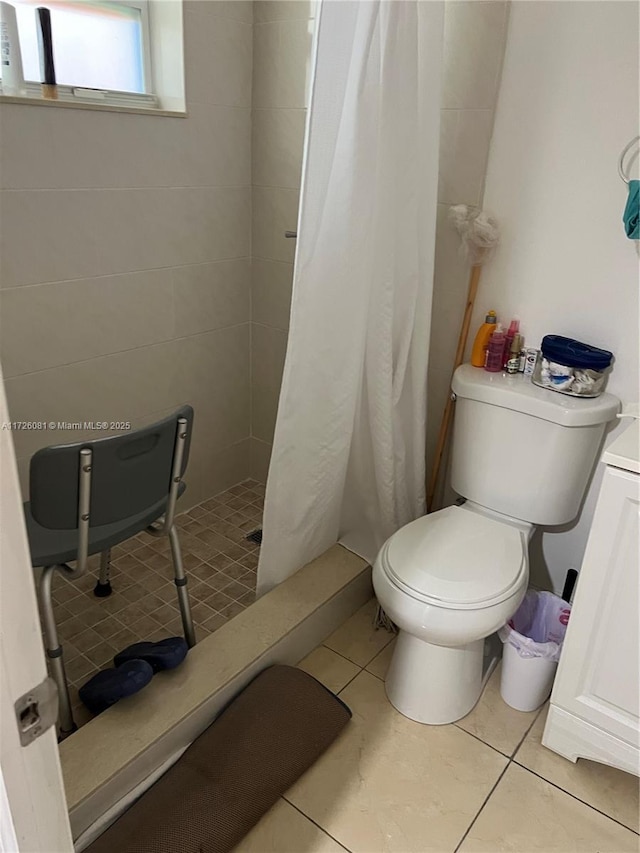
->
[485, 324, 506, 372]
[503, 319, 520, 368]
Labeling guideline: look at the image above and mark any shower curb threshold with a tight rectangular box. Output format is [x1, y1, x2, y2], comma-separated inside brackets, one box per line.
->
[60, 544, 371, 841]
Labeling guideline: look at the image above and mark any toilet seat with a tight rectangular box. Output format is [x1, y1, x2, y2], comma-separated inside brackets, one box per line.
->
[379, 505, 527, 610]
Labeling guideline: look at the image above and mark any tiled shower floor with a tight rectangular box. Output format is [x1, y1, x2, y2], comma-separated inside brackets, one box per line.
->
[46, 479, 264, 728]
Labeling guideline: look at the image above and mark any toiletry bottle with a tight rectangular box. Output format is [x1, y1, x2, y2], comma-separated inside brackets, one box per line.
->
[503, 318, 520, 368]
[470, 310, 497, 367]
[524, 348, 538, 377]
[506, 333, 522, 374]
[0, 1, 25, 96]
[484, 324, 506, 372]
[518, 338, 526, 372]
[37, 6, 57, 100]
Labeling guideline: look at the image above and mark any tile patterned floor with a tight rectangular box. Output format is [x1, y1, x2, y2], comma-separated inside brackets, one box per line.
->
[236, 599, 640, 853]
[45, 479, 264, 728]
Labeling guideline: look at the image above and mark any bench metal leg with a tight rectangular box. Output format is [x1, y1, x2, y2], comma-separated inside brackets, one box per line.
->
[94, 548, 113, 597]
[168, 525, 196, 648]
[39, 565, 76, 737]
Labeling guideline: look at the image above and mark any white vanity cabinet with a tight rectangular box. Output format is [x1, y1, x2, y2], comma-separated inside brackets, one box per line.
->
[543, 420, 640, 776]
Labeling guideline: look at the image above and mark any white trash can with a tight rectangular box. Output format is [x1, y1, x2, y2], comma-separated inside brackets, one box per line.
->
[499, 590, 571, 713]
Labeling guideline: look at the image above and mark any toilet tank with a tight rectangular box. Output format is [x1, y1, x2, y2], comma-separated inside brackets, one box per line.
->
[450, 365, 620, 526]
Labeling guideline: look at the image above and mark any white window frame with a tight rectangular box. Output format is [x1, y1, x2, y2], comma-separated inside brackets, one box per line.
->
[126, 0, 153, 95]
[0, 0, 160, 110]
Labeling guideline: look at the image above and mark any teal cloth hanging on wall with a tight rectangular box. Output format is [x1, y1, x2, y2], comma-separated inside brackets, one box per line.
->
[623, 179, 639, 239]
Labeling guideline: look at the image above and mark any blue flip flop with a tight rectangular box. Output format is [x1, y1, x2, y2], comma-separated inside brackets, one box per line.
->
[113, 637, 189, 673]
[79, 659, 153, 716]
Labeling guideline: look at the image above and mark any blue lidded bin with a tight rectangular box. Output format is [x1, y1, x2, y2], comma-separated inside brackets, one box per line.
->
[532, 335, 613, 397]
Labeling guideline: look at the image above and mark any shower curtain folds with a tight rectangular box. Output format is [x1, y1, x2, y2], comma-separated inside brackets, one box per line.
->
[258, 0, 444, 596]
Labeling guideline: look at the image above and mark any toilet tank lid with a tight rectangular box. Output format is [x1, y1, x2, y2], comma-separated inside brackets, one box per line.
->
[452, 364, 620, 427]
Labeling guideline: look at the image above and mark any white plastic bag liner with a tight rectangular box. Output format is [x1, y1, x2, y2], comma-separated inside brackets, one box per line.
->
[499, 590, 571, 712]
[257, 1, 443, 595]
[499, 590, 571, 661]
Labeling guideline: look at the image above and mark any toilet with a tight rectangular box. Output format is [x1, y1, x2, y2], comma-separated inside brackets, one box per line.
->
[372, 364, 619, 725]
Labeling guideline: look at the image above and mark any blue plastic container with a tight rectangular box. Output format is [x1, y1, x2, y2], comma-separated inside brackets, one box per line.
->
[532, 335, 613, 397]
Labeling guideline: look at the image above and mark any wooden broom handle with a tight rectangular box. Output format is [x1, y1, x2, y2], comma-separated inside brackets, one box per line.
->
[426, 263, 483, 512]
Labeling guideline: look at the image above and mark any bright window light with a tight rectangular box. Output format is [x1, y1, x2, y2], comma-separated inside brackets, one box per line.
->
[6, 0, 149, 93]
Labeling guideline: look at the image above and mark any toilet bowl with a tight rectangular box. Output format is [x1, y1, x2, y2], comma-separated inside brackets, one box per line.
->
[372, 504, 530, 724]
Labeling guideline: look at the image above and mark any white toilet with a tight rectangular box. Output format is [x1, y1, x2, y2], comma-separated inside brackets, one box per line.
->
[373, 364, 619, 725]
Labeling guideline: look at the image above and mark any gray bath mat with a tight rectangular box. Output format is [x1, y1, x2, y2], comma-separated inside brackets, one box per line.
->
[85, 664, 351, 853]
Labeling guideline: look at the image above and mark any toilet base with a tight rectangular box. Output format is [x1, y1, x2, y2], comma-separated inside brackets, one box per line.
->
[385, 631, 490, 725]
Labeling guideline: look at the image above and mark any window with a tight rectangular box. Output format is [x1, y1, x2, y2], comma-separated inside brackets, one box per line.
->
[14, 0, 151, 94]
[0, 0, 185, 112]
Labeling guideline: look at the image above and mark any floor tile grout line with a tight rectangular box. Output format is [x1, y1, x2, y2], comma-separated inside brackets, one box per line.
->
[509, 704, 545, 760]
[511, 762, 640, 836]
[281, 795, 353, 852]
[452, 724, 511, 760]
[361, 660, 520, 762]
[336, 665, 367, 698]
[450, 703, 544, 762]
[444, 701, 545, 850]
[453, 762, 510, 853]
[324, 631, 395, 672]
[361, 632, 396, 669]
[454, 703, 636, 849]
[366, 670, 385, 683]
[320, 644, 367, 669]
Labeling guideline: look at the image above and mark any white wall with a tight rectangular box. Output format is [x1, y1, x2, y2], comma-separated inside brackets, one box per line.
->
[473, 1, 640, 592]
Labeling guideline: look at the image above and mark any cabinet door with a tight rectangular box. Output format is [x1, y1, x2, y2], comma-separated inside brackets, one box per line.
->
[552, 465, 640, 746]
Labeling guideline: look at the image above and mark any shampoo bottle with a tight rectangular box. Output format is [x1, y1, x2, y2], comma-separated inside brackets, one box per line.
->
[0, 1, 25, 96]
[484, 324, 506, 372]
[470, 310, 497, 367]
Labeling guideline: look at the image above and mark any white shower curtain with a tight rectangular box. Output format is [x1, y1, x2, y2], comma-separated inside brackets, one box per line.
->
[257, 0, 443, 596]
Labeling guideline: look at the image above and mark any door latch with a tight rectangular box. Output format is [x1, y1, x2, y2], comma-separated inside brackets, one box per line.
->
[15, 677, 58, 746]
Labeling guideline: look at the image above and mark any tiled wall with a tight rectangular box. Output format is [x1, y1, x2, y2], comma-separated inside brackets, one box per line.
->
[249, 0, 315, 480]
[249, 0, 509, 490]
[0, 1, 254, 507]
[428, 0, 510, 506]
[0, 0, 508, 503]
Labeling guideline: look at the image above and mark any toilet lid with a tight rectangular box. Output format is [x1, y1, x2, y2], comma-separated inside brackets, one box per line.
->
[381, 506, 526, 608]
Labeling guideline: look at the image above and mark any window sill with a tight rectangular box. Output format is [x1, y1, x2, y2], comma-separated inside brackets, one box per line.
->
[0, 85, 186, 117]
